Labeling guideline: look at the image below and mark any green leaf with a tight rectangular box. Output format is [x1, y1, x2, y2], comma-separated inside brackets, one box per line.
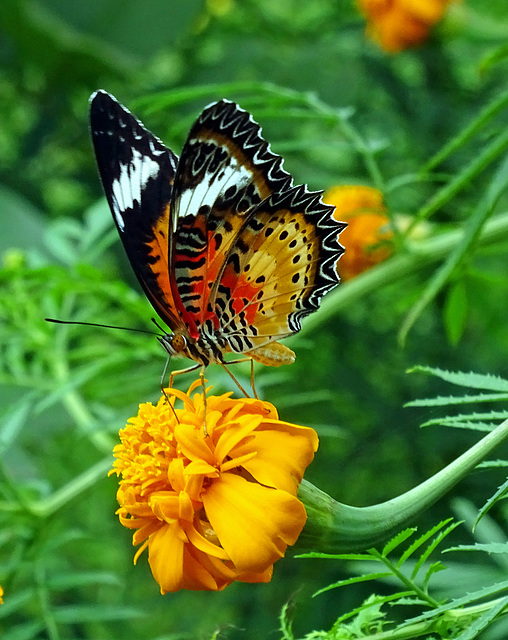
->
[382, 528, 417, 556]
[451, 595, 508, 640]
[279, 600, 295, 640]
[53, 604, 142, 623]
[476, 478, 508, 528]
[411, 521, 461, 579]
[396, 519, 453, 568]
[421, 411, 508, 431]
[443, 280, 468, 345]
[408, 366, 508, 392]
[402, 579, 508, 626]
[313, 572, 393, 597]
[445, 542, 508, 554]
[406, 393, 508, 407]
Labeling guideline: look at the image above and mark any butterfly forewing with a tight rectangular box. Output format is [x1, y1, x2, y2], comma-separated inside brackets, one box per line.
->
[89, 91, 182, 330]
[169, 100, 294, 339]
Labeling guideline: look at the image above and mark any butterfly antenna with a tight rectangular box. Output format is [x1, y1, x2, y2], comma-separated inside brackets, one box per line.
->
[45, 317, 157, 336]
[151, 317, 169, 334]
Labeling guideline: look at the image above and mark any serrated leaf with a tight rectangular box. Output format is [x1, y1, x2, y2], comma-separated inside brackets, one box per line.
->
[451, 595, 508, 640]
[313, 572, 393, 597]
[423, 561, 446, 590]
[398, 519, 453, 568]
[423, 421, 495, 432]
[406, 392, 508, 407]
[422, 411, 508, 427]
[408, 366, 508, 392]
[332, 592, 402, 628]
[477, 459, 508, 468]
[382, 528, 417, 556]
[411, 521, 461, 579]
[475, 478, 508, 528]
[445, 542, 508, 554]
[401, 579, 508, 627]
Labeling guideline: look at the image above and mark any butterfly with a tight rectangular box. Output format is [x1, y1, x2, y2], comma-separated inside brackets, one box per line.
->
[89, 91, 345, 390]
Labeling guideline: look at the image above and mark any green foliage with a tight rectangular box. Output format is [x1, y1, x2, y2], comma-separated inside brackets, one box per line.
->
[2, 0, 508, 638]
[285, 517, 508, 639]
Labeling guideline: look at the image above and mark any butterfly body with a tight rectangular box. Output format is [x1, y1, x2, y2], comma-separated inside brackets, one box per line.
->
[90, 91, 345, 371]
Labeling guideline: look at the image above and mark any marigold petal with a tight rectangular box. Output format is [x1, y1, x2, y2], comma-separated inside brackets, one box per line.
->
[236, 422, 318, 494]
[185, 522, 231, 560]
[214, 414, 262, 463]
[148, 523, 187, 593]
[203, 473, 307, 573]
[175, 422, 214, 465]
[235, 565, 273, 584]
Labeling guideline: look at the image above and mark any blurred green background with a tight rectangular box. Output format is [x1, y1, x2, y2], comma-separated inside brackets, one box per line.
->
[2, 0, 508, 638]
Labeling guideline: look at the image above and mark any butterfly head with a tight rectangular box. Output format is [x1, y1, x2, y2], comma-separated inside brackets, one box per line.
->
[158, 331, 188, 357]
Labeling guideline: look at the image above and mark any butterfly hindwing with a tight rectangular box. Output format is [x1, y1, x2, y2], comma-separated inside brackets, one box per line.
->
[209, 185, 345, 354]
[89, 90, 182, 330]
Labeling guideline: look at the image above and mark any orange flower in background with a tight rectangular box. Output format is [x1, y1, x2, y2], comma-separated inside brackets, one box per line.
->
[324, 185, 392, 280]
[356, 0, 457, 53]
[0, 585, 3, 604]
[110, 382, 318, 593]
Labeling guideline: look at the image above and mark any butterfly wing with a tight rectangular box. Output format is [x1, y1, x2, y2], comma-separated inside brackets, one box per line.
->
[209, 185, 345, 356]
[168, 100, 293, 341]
[89, 90, 182, 330]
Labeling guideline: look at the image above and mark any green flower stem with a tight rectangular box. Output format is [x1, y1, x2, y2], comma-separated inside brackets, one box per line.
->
[296, 418, 508, 553]
[296, 210, 508, 338]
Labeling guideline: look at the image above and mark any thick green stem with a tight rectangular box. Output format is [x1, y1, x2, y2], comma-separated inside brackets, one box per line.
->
[296, 418, 508, 553]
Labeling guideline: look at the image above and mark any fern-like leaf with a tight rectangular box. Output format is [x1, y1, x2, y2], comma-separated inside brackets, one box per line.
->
[452, 596, 508, 640]
[401, 578, 508, 627]
[411, 520, 461, 580]
[397, 519, 453, 568]
[382, 528, 417, 556]
[314, 572, 393, 597]
[406, 392, 508, 407]
[408, 366, 508, 391]
[475, 478, 508, 527]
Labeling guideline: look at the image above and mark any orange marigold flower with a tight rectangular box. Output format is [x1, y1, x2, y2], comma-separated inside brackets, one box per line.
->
[110, 382, 318, 593]
[324, 185, 392, 280]
[0, 585, 3, 604]
[356, 0, 457, 53]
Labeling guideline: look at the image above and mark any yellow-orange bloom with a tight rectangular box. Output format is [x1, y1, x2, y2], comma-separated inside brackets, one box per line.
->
[356, 0, 456, 53]
[0, 585, 3, 604]
[110, 382, 318, 593]
[324, 185, 392, 280]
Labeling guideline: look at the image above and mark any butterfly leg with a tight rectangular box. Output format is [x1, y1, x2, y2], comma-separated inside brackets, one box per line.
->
[219, 358, 258, 398]
[162, 361, 200, 425]
[199, 365, 209, 437]
[249, 358, 259, 399]
[168, 363, 202, 390]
